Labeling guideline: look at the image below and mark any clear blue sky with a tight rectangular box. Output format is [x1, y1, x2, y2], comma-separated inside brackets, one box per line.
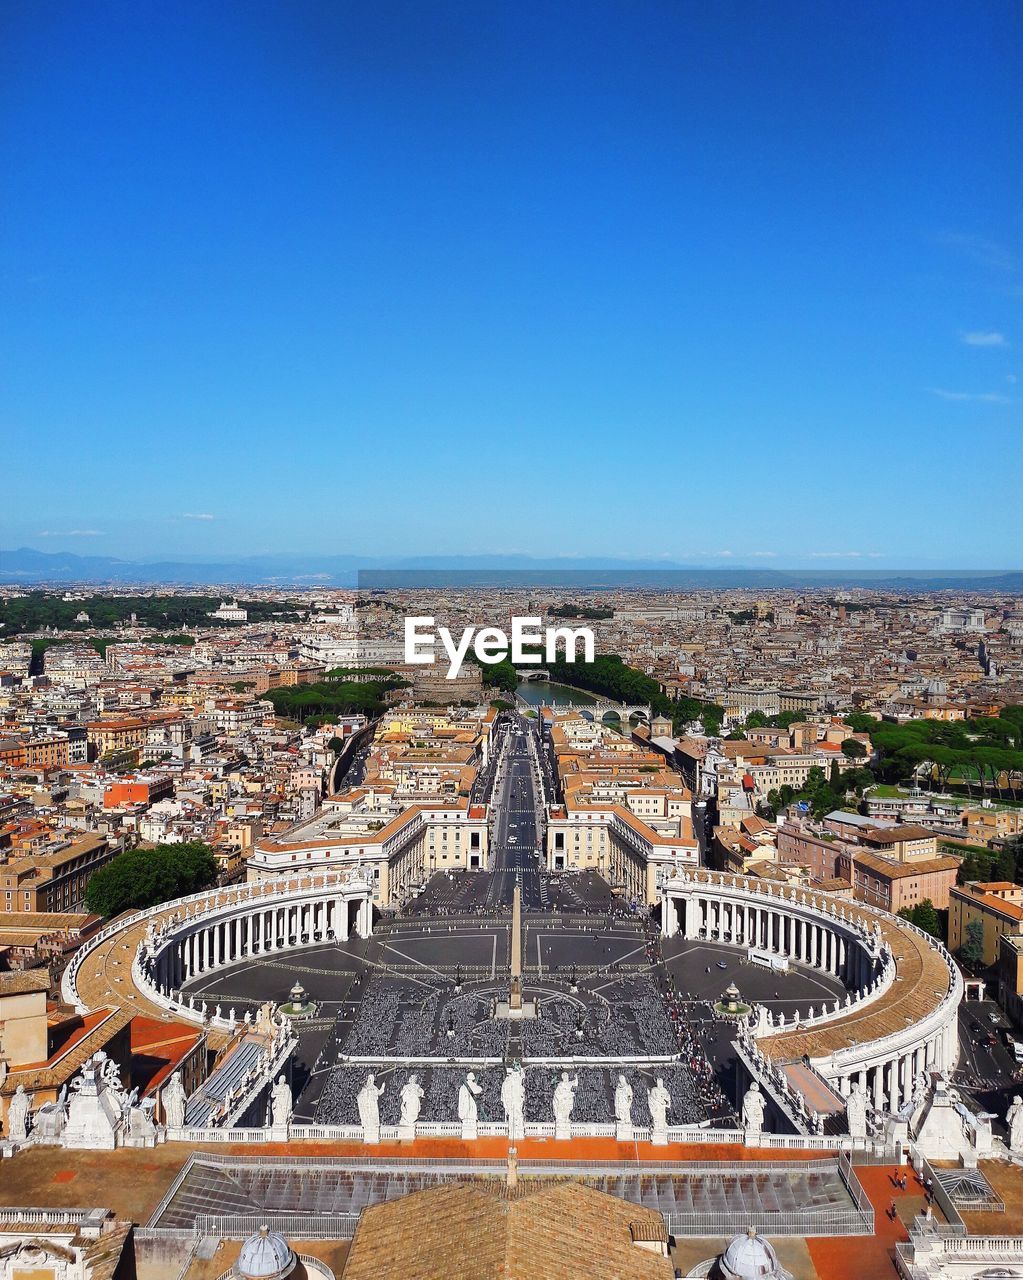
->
[1, 1, 1020, 567]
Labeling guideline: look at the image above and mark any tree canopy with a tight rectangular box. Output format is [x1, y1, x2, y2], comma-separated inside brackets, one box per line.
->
[84, 841, 217, 918]
[865, 710, 1023, 799]
[0, 592, 304, 637]
[960, 919, 985, 968]
[897, 898, 943, 940]
[261, 675, 407, 724]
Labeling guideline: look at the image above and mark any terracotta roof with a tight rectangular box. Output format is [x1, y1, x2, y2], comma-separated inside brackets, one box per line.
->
[0, 969, 51, 995]
[758, 882, 954, 1062]
[860, 824, 935, 845]
[341, 1180, 673, 1280]
[2, 1007, 133, 1094]
[951, 883, 1023, 923]
[850, 852, 960, 880]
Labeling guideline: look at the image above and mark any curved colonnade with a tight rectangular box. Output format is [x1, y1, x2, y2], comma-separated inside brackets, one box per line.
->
[63, 869, 375, 1035]
[63, 864, 962, 1129]
[661, 870, 963, 1116]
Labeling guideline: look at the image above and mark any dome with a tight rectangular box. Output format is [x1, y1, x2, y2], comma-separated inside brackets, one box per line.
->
[719, 1228, 785, 1280]
[235, 1226, 295, 1280]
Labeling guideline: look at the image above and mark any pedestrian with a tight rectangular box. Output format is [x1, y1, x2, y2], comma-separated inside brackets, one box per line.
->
[888, 1199, 897, 1221]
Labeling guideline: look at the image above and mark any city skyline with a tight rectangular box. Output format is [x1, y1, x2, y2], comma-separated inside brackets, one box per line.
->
[2, 1, 1021, 563]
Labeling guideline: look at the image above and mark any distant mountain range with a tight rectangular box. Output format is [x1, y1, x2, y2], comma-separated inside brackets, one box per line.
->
[2, 547, 1023, 592]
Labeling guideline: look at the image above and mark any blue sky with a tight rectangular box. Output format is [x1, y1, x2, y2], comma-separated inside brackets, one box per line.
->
[1, 0, 1020, 568]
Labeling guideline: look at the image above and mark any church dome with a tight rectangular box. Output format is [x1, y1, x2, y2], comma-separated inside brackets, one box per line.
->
[235, 1225, 296, 1280]
[719, 1228, 785, 1279]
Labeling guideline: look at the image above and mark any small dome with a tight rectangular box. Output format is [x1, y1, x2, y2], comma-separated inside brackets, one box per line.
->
[720, 1228, 783, 1279]
[235, 1225, 295, 1280]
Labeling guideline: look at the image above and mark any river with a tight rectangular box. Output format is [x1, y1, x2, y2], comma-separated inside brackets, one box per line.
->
[515, 679, 598, 708]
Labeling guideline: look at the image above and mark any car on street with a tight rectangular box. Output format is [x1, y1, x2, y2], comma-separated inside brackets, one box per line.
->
[716, 961, 728, 970]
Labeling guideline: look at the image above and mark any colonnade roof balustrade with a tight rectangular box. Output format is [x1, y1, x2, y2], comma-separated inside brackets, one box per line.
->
[664, 870, 960, 1065]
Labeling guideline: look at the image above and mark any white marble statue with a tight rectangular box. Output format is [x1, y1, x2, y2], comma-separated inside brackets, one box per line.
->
[357, 1073, 385, 1143]
[458, 1071, 483, 1140]
[128, 1098, 158, 1145]
[270, 1075, 293, 1129]
[648, 1077, 671, 1145]
[846, 1080, 868, 1139]
[553, 1071, 578, 1139]
[1007, 1095, 1023, 1153]
[501, 1065, 525, 1141]
[6, 1084, 30, 1143]
[399, 1075, 424, 1134]
[615, 1074, 634, 1125]
[162, 1071, 186, 1129]
[741, 1082, 766, 1137]
[33, 1086, 68, 1141]
[615, 1073, 634, 1141]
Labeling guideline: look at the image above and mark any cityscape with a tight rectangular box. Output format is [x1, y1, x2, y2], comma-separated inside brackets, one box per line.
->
[2, 3, 1022, 1280]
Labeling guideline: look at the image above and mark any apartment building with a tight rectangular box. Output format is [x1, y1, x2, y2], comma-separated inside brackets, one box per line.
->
[949, 881, 1023, 967]
[779, 811, 960, 910]
[245, 707, 495, 906]
[0, 833, 116, 914]
[835, 848, 960, 914]
[247, 790, 489, 905]
[86, 717, 148, 758]
[543, 711, 698, 904]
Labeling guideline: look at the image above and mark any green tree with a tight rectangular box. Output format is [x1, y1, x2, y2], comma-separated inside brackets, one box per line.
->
[745, 710, 768, 729]
[327, 736, 345, 756]
[996, 847, 1017, 884]
[960, 919, 985, 968]
[84, 842, 217, 918]
[844, 712, 878, 734]
[912, 899, 941, 939]
[480, 658, 519, 693]
[841, 738, 867, 759]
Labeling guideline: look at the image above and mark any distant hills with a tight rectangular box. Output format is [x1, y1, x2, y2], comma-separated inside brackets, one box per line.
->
[2, 547, 1022, 592]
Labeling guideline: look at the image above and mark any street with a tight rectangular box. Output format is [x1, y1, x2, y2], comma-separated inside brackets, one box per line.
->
[485, 714, 544, 909]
